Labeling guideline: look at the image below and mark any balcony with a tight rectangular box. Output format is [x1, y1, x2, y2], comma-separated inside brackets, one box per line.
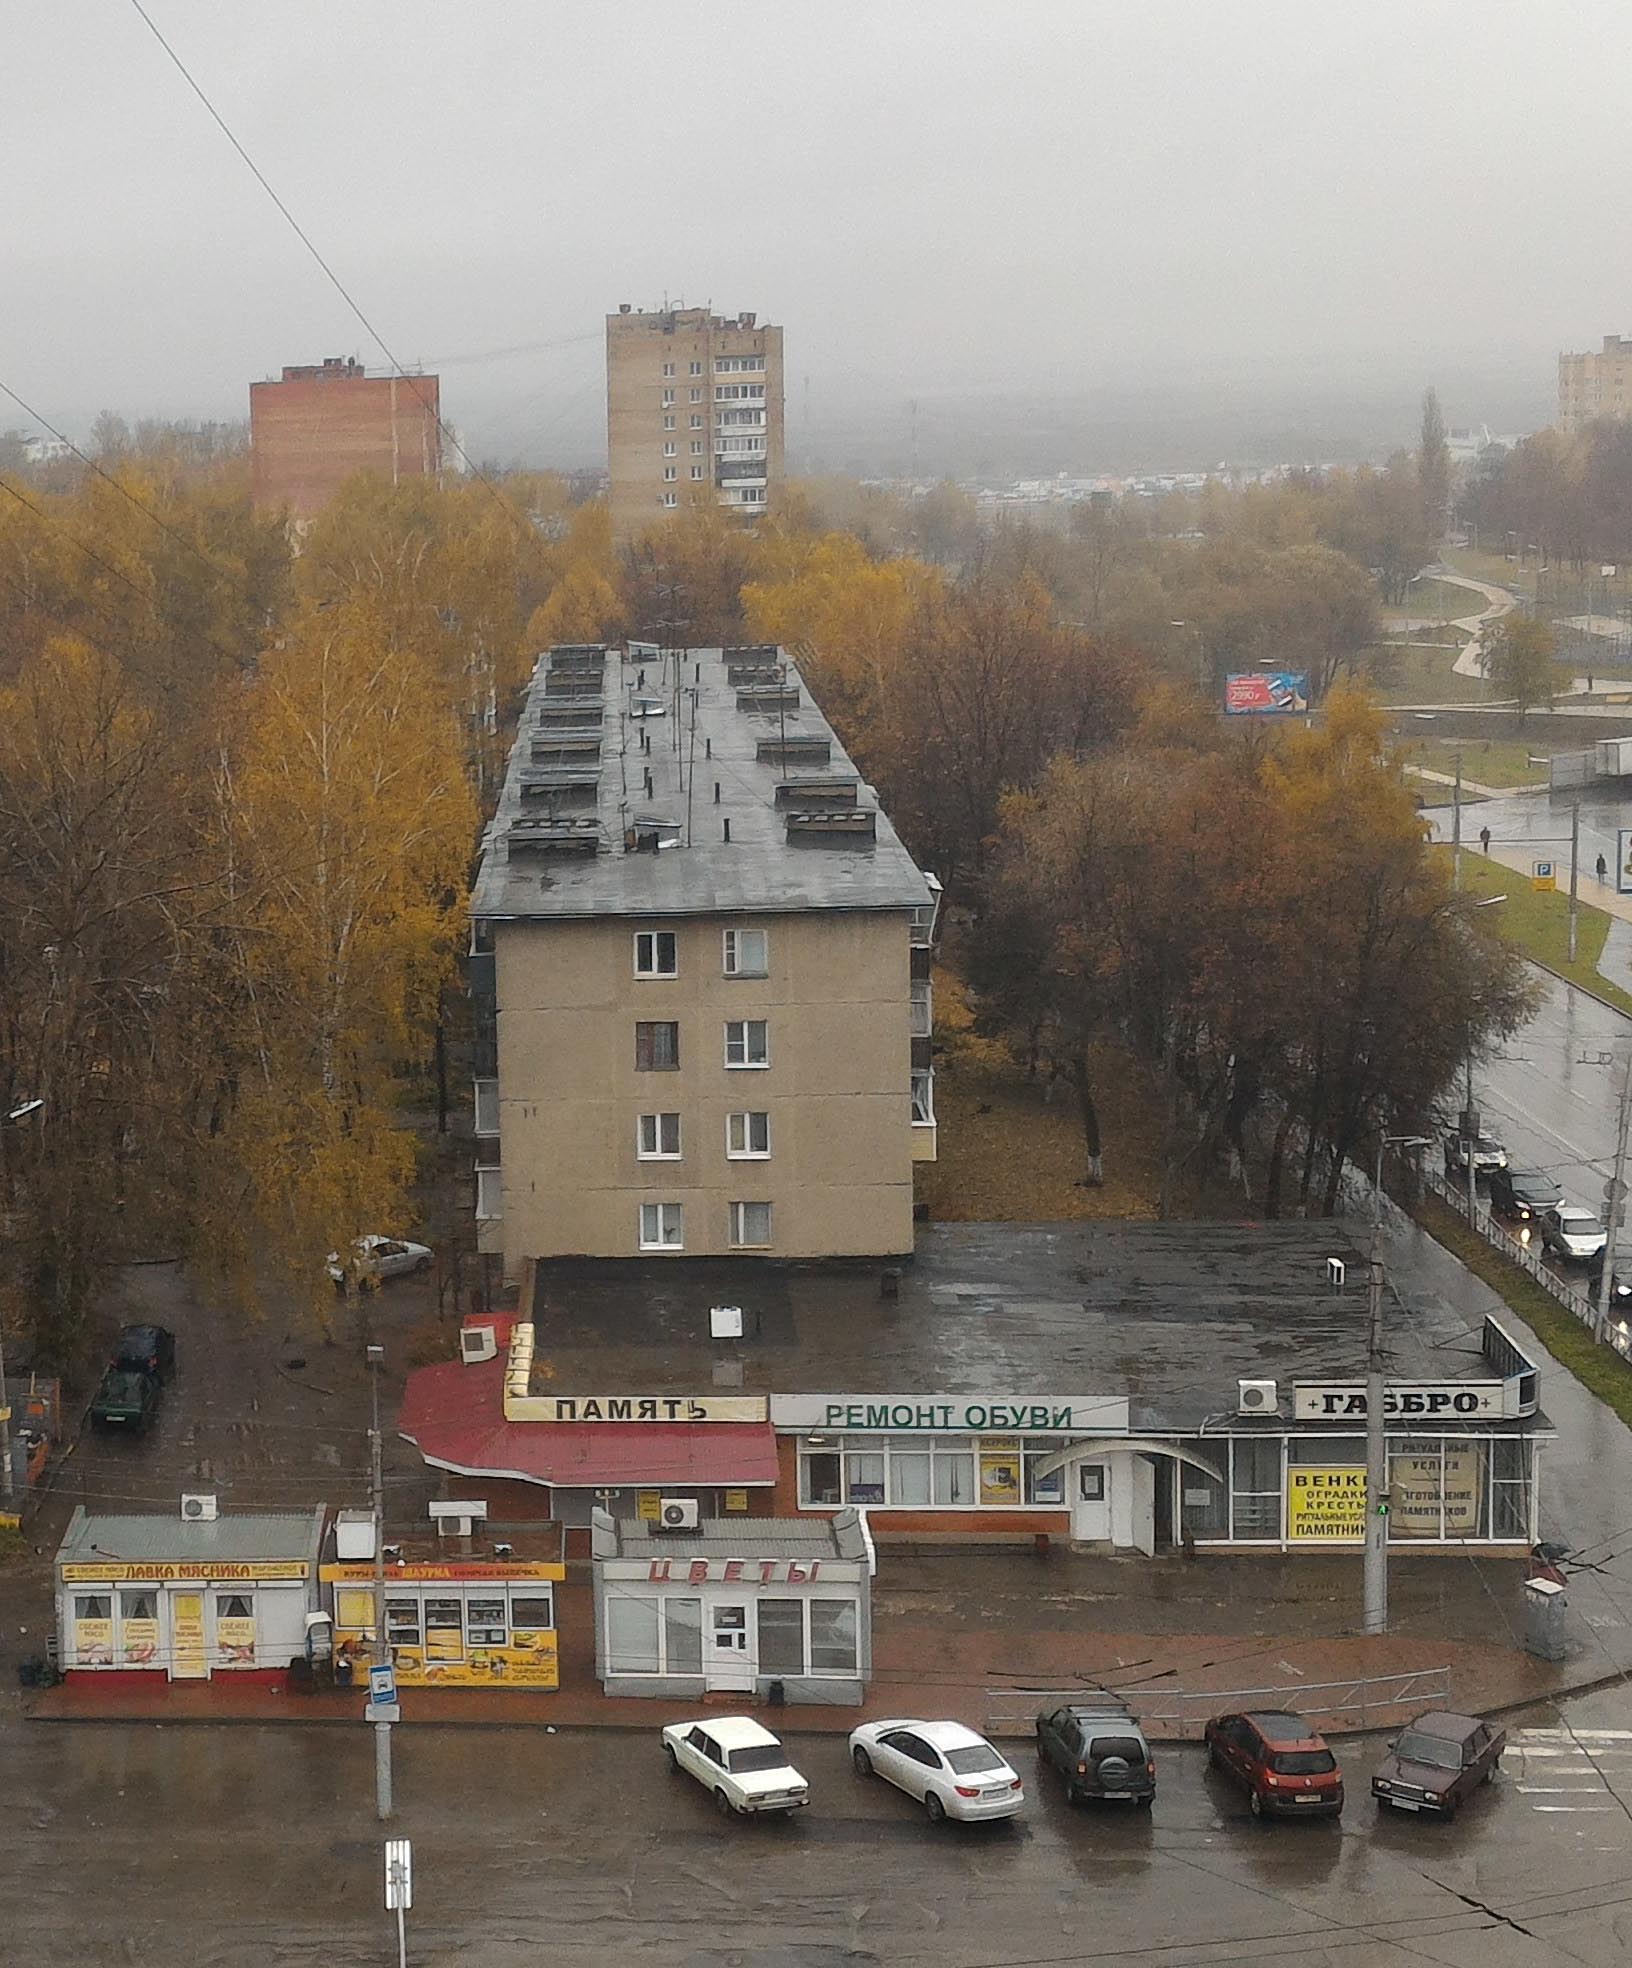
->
[910, 980, 932, 1038]
[911, 1068, 937, 1162]
[473, 1077, 499, 1139]
[716, 458, 769, 485]
[475, 1164, 502, 1223]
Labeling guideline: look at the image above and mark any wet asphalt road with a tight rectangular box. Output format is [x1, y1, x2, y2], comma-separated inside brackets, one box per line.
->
[8, 1689, 1632, 1967]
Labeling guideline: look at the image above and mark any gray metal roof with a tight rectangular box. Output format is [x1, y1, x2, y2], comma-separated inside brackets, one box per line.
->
[471, 646, 932, 922]
[55, 1507, 326, 1568]
[530, 1222, 1547, 1435]
[612, 1517, 850, 1560]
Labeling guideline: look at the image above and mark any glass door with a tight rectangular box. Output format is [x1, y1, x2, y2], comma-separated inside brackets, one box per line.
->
[705, 1601, 755, 1692]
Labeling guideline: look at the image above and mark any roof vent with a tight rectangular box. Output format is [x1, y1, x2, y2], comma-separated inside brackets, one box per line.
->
[756, 735, 830, 766]
[736, 687, 801, 714]
[775, 776, 858, 809]
[506, 815, 602, 857]
[785, 808, 877, 843]
[628, 814, 682, 853]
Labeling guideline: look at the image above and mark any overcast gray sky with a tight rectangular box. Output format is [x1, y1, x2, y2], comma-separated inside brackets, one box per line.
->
[7, 1, 1632, 470]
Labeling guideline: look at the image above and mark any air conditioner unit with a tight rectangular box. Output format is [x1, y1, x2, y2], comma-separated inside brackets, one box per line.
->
[459, 1325, 498, 1365]
[658, 1498, 700, 1532]
[429, 1499, 487, 1538]
[1237, 1379, 1279, 1417]
[181, 1493, 218, 1522]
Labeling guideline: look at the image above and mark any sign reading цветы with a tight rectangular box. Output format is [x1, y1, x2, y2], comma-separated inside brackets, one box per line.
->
[770, 1395, 1131, 1435]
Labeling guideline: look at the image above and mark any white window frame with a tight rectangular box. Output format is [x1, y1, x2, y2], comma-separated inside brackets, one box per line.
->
[690, 463, 705, 480]
[689, 359, 703, 376]
[639, 1202, 684, 1252]
[726, 1110, 770, 1159]
[662, 362, 675, 378]
[689, 413, 704, 430]
[722, 927, 768, 977]
[729, 1200, 772, 1248]
[661, 387, 675, 406]
[637, 1112, 682, 1161]
[662, 440, 677, 458]
[475, 1165, 502, 1221]
[662, 465, 677, 482]
[690, 439, 705, 455]
[662, 413, 676, 430]
[661, 492, 678, 509]
[724, 1019, 769, 1069]
[634, 930, 678, 978]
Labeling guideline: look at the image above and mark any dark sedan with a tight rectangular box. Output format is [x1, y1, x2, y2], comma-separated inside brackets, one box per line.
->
[89, 1367, 162, 1435]
[111, 1323, 176, 1381]
[1486, 1167, 1562, 1232]
[1372, 1710, 1504, 1817]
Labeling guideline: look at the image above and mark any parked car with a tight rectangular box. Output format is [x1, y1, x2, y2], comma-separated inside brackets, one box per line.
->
[1203, 1711, 1344, 1818]
[111, 1323, 176, 1381]
[1542, 1205, 1607, 1264]
[660, 1716, 809, 1816]
[1444, 1131, 1508, 1180]
[849, 1718, 1025, 1823]
[1586, 1249, 1632, 1306]
[1035, 1704, 1156, 1806]
[325, 1234, 433, 1290]
[1486, 1167, 1562, 1233]
[1372, 1710, 1504, 1817]
[89, 1367, 162, 1435]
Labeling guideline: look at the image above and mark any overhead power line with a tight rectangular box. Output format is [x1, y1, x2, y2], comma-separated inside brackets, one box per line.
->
[0, 476, 153, 603]
[125, 0, 531, 533]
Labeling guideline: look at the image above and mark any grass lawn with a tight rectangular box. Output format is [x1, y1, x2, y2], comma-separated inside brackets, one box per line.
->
[1448, 847, 1632, 1017]
[1443, 545, 1535, 601]
[1402, 737, 1551, 787]
[1373, 640, 1489, 706]
[1395, 576, 1490, 624]
[1414, 1193, 1632, 1428]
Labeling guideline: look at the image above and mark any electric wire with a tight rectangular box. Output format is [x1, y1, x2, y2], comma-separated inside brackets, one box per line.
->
[0, 475, 153, 602]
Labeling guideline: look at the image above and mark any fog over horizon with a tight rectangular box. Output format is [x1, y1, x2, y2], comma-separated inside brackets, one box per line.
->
[7, 0, 1629, 476]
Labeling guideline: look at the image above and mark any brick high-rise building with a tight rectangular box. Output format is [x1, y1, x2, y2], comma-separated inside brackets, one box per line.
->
[249, 357, 441, 519]
[1559, 335, 1632, 434]
[605, 306, 783, 536]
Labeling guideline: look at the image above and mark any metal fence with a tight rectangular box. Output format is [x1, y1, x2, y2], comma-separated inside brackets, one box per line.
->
[1421, 1166, 1629, 1356]
[985, 1665, 1452, 1740]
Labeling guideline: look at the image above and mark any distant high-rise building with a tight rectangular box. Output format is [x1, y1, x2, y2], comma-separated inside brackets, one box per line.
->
[249, 357, 441, 519]
[1559, 336, 1632, 434]
[605, 306, 783, 536]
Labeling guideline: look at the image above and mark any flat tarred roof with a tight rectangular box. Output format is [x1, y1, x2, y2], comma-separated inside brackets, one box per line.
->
[398, 1359, 778, 1488]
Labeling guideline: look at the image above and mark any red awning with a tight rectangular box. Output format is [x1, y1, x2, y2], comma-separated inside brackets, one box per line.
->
[397, 1359, 779, 1488]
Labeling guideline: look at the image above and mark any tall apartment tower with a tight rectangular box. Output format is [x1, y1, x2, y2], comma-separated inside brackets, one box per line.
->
[468, 641, 938, 1280]
[605, 306, 784, 536]
[1559, 335, 1632, 433]
[249, 357, 441, 519]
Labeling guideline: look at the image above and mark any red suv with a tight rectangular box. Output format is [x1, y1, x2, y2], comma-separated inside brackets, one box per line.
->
[1204, 1710, 1344, 1818]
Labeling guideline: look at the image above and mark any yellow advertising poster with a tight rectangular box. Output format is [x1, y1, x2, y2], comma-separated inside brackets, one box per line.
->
[637, 1492, 662, 1522]
[120, 1618, 160, 1666]
[1390, 1449, 1482, 1538]
[333, 1631, 560, 1689]
[171, 1593, 207, 1677]
[978, 1438, 1023, 1507]
[1286, 1467, 1366, 1543]
[215, 1617, 257, 1664]
[74, 1617, 114, 1666]
[723, 1489, 749, 1514]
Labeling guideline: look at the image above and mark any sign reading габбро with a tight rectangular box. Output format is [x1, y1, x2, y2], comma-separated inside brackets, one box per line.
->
[1286, 1467, 1366, 1543]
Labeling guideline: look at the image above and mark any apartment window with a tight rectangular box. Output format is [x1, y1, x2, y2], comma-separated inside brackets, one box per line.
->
[727, 1110, 770, 1158]
[474, 1165, 502, 1220]
[637, 1112, 682, 1160]
[661, 388, 675, 406]
[690, 464, 705, 480]
[722, 928, 768, 977]
[662, 414, 676, 430]
[661, 493, 678, 509]
[663, 466, 677, 482]
[690, 439, 705, 455]
[689, 359, 703, 376]
[725, 1019, 769, 1068]
[729, 1201, 772, 1248]
[689, 387, 703, 403]
[639, 1202, 684, 1251]
[662, 362, 675, 378]
[635, 1021, 680, 1071]
[634, 930, 678, 977]
[662, 441, 677, 458]
[689, 413, 703, 429]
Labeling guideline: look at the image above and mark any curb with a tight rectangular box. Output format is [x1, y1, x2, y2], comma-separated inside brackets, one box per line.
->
[1522, 954, 1632, 1024]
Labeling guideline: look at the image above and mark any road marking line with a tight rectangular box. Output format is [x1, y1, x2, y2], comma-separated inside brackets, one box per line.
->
[1518, 1729, 1632, 1740]
[1531, 1804, 1621, 1812]
[1517, 1785, 1608, 1793]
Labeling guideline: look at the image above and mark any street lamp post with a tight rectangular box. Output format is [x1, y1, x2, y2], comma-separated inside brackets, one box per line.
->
[0, 1098, 46, 1501]
[1366, 1133, 1430, 1635]
[368, 1341, 392, 1821]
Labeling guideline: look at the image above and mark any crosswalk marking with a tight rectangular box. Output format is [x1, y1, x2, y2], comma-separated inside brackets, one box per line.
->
[1508, 1727, 1632, 1815]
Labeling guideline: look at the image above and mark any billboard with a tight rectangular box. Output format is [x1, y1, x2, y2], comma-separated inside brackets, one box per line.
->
[1619, 828, 1632, 896]
[1224, 671, 1309, 716]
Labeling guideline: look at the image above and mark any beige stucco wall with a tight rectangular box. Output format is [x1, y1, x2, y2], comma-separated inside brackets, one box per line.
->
[493, 908, 915, 1266]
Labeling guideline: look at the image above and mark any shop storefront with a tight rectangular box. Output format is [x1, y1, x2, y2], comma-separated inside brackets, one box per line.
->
[55, 1506, 325, 1682]
[592, 1508, 871, 1704]
[322, 1538, 565, 1689]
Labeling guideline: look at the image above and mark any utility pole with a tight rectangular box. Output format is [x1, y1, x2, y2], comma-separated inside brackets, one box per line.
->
[1569, 800, 1581, 964]
[1451, 751, 1463, 892]
[1463, 1053, 1478, 1222]
[369, 1342, 393, 1821]
[1596, 1057, 1632, 1344]
[1364, 1179, 1389, 1634]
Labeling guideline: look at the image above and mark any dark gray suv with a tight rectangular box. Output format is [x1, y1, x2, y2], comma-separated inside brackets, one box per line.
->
[1035, 1704, 1155, 1806]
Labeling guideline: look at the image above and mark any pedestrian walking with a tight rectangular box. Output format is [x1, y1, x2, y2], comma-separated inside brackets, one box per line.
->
[1479, 825, 1492, 854]
[1598, 852, 1609, 884]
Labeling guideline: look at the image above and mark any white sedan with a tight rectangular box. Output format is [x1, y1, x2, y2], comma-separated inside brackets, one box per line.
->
[1543, 1206, 1607, 1264]
[848, 1718, 1024, 1823]
[661, 1715, 810, 1815]
[325, 1234, 433, 1289]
